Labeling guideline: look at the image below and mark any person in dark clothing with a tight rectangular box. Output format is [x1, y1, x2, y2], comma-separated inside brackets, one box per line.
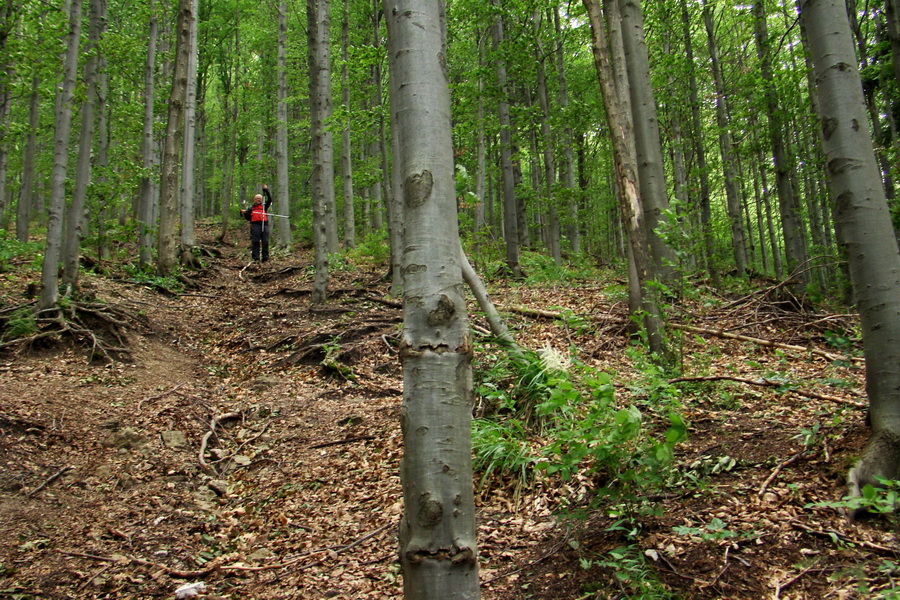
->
[240, 185, 273, 262]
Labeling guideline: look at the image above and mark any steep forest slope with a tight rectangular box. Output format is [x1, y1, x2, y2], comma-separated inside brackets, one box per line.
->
[0, 230, 895, 599]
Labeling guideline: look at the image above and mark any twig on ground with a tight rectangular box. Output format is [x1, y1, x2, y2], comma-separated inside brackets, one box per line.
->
[759, 452, 803, 497]
[310, 435, 376, 449]
[77, 564, 114, 592]
[26, 466, 73, 498]
[482, 531, 571, 585]
[137, 383, 185, 411]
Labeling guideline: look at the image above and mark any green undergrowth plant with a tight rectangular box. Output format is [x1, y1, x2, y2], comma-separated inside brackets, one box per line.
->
[472, 343, 688, 516]
[0, 230, 42, 272]
[347, 230, 390, 268]
[124, 262, 186, 294]
[577, 544, 678, 600]
[809, 477, 900, 519]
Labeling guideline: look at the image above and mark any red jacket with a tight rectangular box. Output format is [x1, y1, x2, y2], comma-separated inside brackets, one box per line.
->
[242, 188, 273, 223]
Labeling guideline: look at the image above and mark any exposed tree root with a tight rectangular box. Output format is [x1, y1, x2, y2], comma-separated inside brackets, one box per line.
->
[0, 301, 147, 363]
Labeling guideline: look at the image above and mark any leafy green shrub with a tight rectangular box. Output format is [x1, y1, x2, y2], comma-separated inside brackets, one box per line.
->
[471, 345, 688, 514]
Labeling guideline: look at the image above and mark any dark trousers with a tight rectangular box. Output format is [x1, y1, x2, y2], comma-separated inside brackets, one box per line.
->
[250, 221, 270, 261]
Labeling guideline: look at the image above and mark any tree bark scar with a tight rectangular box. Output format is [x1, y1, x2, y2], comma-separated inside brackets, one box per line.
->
[828, 157, 862, 176]
[405, 170, 433, 208]
[417, 492, 443, 528]
[427, 294, 456, 326]
[822, 117, 838, 141]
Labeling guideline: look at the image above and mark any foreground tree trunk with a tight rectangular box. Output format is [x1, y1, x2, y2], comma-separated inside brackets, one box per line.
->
[384, 2, 480, 598]
[800, 0, 900, 501]
[38, 0, 82, 311]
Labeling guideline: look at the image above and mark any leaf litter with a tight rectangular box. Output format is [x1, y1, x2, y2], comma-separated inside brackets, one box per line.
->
[0, 229, 895, 599]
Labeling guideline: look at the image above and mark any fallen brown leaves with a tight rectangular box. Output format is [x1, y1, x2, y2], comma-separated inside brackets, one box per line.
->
[0, 232, 896, 599]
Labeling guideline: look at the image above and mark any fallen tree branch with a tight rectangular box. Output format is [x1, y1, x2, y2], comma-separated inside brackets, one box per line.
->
[671, 323, 863, 364]
[668, 375, 866, 409]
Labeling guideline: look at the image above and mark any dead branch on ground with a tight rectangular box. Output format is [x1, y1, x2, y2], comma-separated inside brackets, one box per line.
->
[668, 375, 866, 408]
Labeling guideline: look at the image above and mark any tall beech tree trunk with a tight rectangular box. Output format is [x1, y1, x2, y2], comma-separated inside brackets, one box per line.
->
[620, 0, 676, 285]
[16, 77, 39, 243]
[62, 0, 106, 293]
[553, 7, 580, 255]
[340, 0, 355, 249]
[702, 0, 748, 276]
[179, 0, 200, 265]
[384, 2, 480, 598]
[309, 0, 333, 302]
[754, 0, 810, 283]
[532, 10, 561, 266]
[275, 0, 292, 249]
[583, 0, 669, 360]
[138, 2, 158, 268]
[490, 3, 522, 278]
[38, 0, 82, 311]
[156, 0, 192, 276]
[800, 0, 900, 498]
[680, 0, 716, 283]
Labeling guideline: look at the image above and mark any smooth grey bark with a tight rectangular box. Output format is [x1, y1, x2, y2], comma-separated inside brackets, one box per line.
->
[179, 0, 199, 264]
[39, 0, 82, 311]
[384, 2, 480, 598]
[340, 0, 355, 249]
[702, 0, 748, 276]
[490, 3, 521, 277]
[0, 2, 12, 231]
[16, 77, 38, 243]
[311, 0, 338, 255]
[156, 0, 191, 276]
[138, 2, 158, 268]
[532, 10, 561, 266]
[800, 0, 900, 498]
[680, 0, 716, 283]
[584, 0, 669, 360]
[309, 0, 332, 302]
[754, 0, 810, 283]
[62, 0, 106, 293]
[474, 32, 487, 238]
[553, 6, 580, 255]
[95, 39, 110, 259]
[275, 0, 292, 249]
[619, 0, 676, 284]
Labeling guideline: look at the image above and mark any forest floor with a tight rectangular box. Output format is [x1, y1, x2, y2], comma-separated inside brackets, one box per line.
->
[0, 224, 896, 600]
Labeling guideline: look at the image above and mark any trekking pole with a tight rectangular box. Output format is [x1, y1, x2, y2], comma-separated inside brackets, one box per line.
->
[263, 213, 290, 219]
